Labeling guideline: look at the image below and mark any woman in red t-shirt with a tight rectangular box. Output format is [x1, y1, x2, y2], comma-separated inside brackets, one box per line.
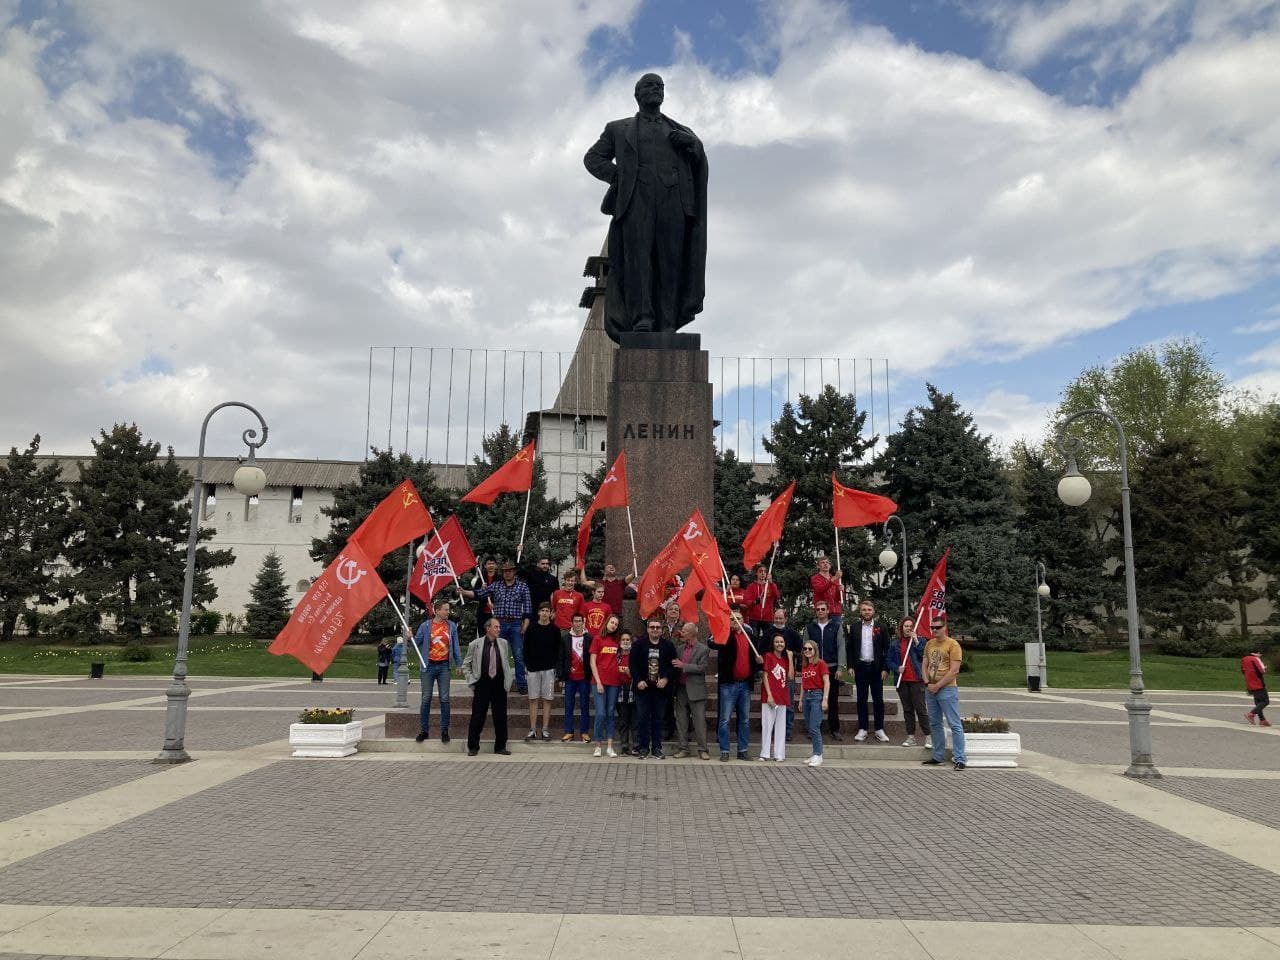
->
[724, 573, 745, 609]
[759, 633, 792, 761]
[888, 617, 930, 747]
[799, 639, 830, 767]
[590, 615, 624, 757]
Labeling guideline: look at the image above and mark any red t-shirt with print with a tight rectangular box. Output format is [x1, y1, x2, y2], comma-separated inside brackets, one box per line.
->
[761, 652, 791, 707]
[590, 634, 622, 686]
[551, 589, 584, 630]
[801, 660, 829, 692]
[582, 600, 612, 636]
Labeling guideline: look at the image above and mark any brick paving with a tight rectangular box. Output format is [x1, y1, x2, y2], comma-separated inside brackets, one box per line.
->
[0, 690, 156, 708]
[1146, 777, 1280, 832]
[1018, 721, 1280, 770]
[0, 760, 1276, 925]
[0, 761, 163, 823]
[0, 709, 288, 752]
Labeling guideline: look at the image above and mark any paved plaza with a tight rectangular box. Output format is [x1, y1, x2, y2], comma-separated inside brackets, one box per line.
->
[0, 674, 1277, 958]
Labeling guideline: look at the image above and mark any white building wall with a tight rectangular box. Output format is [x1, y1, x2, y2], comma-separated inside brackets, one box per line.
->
[535, 413, 607, 524]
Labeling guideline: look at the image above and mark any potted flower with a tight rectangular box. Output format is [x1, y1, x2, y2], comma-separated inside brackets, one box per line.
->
[289, 707, 361, 758]
[959, 714, 1020, 768]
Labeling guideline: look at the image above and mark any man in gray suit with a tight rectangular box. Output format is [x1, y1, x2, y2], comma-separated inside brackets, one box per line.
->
[583, 73, 708, 341]
[463, 616, 515, 757]
[671, 622, 711, 760]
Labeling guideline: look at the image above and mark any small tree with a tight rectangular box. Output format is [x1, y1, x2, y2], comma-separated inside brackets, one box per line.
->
[1241, 406, 1280, 622]
[0, 436, 69, 642]
[245, 550, 292, 638]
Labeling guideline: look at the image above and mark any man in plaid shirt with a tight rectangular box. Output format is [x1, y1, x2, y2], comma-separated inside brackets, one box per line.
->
[461, 561, 532, 694]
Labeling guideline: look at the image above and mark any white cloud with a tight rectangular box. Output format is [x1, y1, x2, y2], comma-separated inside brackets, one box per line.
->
[967, 389, 1054, 453]
[1, 0, 1279, 461]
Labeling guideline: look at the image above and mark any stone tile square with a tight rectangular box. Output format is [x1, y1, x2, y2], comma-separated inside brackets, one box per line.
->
[163, 908, 392, 960]
[0, 761, 164, 823]
[0, 906, 225, 958]
[905, 920, 1115, 960]
[357, 911, 560, 960]
[1080, 924, 1280, 959]
[554, 914, 737, 959]
[735, 917, 928, 959]
[0, 904, 61, 935]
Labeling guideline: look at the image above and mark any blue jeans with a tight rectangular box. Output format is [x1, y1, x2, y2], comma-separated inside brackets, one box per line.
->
[717, 680, 750, 755]
[564, 678, 591, 734]
[592, 685, 619, 742]
[498, 620, 525, 690]
[785, 680, 798, 736]
[803, 690, 824, 756]
[926, 684, 966, 764]
[419, 660, 451, 734]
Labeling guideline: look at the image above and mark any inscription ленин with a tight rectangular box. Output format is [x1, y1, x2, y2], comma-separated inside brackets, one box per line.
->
[622, 423, 696, 440]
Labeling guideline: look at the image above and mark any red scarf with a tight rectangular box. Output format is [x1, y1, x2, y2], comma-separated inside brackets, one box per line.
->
[733, 629, 750, 680]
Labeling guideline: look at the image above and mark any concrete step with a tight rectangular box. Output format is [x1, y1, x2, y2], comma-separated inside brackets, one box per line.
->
[357, 736, 937, 762]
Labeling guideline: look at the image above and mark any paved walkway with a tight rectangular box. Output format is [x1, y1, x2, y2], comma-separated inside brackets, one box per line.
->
[0, 675, 1277, 958]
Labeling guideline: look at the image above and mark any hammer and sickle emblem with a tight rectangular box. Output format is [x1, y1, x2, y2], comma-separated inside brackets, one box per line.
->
[682, 520, 701, 541]
[691, 551, 708, 567]
[834, 486, 844, 497]
[335, 557, 367, 590]
[603, 472, 618, 484]
[515, 450, 530, 462]
[401, 489, 418, 508]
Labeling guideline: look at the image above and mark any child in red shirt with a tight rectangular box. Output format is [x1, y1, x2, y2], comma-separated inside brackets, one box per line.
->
[1243, 651, 1270, 727]
[799, 639, 830, 767]
[758, 633, 792, 761]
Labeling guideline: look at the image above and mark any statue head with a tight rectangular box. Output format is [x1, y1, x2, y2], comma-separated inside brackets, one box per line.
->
[634, 73, 665, 110]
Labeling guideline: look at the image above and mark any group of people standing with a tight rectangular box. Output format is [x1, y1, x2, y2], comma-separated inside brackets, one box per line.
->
[401, 556, 970, 769]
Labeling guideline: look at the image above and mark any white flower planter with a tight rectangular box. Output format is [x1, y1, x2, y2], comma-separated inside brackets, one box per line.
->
[289, 721, 363, 758]
[960, 731, 1020, 768]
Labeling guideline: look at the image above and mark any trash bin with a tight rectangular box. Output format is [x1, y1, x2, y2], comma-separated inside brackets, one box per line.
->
[89, 662, 105, 679]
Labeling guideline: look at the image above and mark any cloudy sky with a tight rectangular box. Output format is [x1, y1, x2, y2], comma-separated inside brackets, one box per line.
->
[2, 0, 1278, 463]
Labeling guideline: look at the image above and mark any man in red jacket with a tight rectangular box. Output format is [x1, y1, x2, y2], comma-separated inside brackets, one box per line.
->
[1242, 651, 1270, 727]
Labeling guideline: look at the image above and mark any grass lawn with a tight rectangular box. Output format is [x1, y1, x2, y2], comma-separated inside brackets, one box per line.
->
[0, 639, 1249, 690]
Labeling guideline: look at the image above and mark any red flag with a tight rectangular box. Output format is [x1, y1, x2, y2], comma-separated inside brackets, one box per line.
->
[269, 541, 386, 674]
[461, 440, 536, 506]
[832, 474, 897, 528]
[435, 514, 477, 577]
[915, 549, 950, 630]
[409, 537, 455, 605]
[638, 527, 687, 619]
[350, 479, 435, 565]
[575, 453, 631, 568]
[742, 481, 795, 569]
[676, 565, 702, 624]
[700, 571, 732, 645]
[676, 508, 724, 580]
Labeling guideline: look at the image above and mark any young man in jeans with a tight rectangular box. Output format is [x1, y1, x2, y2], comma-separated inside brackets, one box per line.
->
[717, 609, 757, 761]
[559, 612, 593, 742]
[413, 598, 461, 744]
[921, 617, 966, 770]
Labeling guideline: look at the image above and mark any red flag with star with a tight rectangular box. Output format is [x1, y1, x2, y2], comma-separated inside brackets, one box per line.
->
[350, 479, 435, 565]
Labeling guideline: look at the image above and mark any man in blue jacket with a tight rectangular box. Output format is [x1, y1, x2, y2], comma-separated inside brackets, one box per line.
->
[805, 601, 845, 740]
[412, 599, 461, 744]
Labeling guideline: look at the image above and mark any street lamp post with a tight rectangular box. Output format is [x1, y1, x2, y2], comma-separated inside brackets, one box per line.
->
[878, 515, 910, 625]
[1054, 408, 1160, 779]
[1035, 561, 1050, 689]
[156, 402, 269, 764]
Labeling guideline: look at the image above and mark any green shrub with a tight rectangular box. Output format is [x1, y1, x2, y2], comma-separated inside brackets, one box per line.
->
[191, 611, 223, 635]
[144, 611, 178, 637]
[52, 604, 105, 644]
[21, 609, 42, 637]
[297, 707, 355, 724]
[962, 714, 1009, 733]
[121, 640, 153, 662]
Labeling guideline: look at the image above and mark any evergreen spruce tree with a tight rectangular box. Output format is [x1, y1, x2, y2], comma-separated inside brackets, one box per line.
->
[312, 447, 456, 635]
[63, 424, 233, 641]
[758, 385, 879, 613]
[0, 436, 69, 642]
[1130, 437, 1234, 655]
[715, 449, 759, 575]
[1011, 443, 1108, 649]
[1241, 406, 1280, 625]
[878, 385, 1030, 648]
[245, 550, 292, 638]
[456, 423, 570, 568]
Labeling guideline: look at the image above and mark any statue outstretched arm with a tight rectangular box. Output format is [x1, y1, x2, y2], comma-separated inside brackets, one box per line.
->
[584, 126, 618, 184]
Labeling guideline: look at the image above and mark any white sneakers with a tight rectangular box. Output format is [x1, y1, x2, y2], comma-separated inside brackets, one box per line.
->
[874, 730, 890, 742]
[606, 747, 617, 758]
[805, 754, 824, 767]
[902, 736, 917, 747]
[924, 737, 933, 749]
[592, 746, 602, 757]
[853, 729, 868, 742]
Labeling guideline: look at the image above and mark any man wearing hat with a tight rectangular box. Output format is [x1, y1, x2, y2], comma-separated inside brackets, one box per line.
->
[460, 561, 532, 695]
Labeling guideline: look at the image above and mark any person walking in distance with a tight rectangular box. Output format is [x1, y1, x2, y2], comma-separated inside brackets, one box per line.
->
[413, 598, 461, 744]
[671, 622, 710, 760]
[376, 639, 391, 685]
[799, 639, 830, 767]
[758, 631, 792, 761]
[1243, 650, 1270, 727]
[805, 601, 845, 740]
[849, 599, 891, 743]
[463, 617, 514, 757]
[921, 617, 966, 770]
[886, 616, 930, 748]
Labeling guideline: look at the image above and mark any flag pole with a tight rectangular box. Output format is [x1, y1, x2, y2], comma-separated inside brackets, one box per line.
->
[832, 521, 845, 609]
[625, 505, 639, 579]
[765, 541, 779, 589]
[385, 586, 427, 669]
[516, 486, 533, 564]
[436, 533, 465, 606]
[717, 555, 759, 657]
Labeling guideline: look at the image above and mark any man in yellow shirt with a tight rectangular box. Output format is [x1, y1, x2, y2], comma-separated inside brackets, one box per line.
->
[921, 617, 966, 770]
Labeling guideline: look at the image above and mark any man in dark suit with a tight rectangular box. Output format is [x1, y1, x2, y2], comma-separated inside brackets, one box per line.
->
[583, 72, 708, 341]
[463, 616, 515, 756]
[847, 599, 892, 742]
